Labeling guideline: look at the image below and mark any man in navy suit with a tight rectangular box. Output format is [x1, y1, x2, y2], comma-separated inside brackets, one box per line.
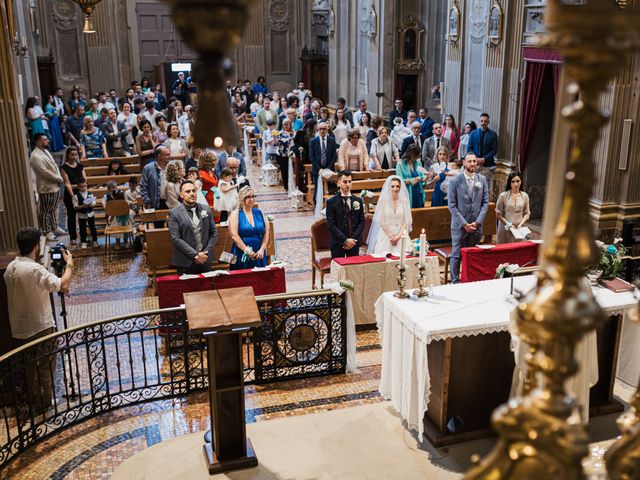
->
[400, 121, 426, 157]
[448, 153, 489, 283]
[419, 108, 435, 138]
[308, 122, 337, 202]
[326, 170, 366, 258]
[467, 113, 498, 192]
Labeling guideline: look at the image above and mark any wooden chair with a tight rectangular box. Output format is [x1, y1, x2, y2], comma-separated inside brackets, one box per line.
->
[145, 227, 176, 292]
[311, 218, 332, 289]
[104, 200, 135, 260]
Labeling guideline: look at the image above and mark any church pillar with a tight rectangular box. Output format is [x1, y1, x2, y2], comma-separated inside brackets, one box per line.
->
[0, 0, 38, 253]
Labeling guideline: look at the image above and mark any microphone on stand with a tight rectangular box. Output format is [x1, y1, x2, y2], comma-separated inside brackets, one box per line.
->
[510, 260, 537, 298]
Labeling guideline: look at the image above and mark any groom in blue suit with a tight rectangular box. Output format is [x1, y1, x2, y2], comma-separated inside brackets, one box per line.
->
[448, 154, 489, 283]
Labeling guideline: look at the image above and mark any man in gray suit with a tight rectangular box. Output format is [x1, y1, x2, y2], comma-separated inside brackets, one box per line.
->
[168, 180, 218, 274]
[421, 123, 450, 167]
[448, 154, 489, 284]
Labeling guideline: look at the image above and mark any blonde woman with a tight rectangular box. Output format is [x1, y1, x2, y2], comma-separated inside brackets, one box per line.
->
[164, 160, 185, 209]
[79, 116, 107, 159]
[228, 186, 269, 270]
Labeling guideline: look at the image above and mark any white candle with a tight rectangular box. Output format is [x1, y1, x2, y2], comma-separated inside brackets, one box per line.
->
[419, 229, 426, 268]
[399, 235, 407, 269]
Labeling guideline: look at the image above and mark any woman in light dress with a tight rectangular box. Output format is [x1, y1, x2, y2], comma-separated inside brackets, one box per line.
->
[366, 176, 412, 255]
[496, 172, 531, 244]
[337, 129, 368, 171]
[332, 108, 352, 145]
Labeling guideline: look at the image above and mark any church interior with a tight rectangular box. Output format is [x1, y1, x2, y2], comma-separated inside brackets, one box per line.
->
[1, 0, 640, 479]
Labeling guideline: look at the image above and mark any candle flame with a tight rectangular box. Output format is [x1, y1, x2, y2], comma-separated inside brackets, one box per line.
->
[422, 228, 425, 234]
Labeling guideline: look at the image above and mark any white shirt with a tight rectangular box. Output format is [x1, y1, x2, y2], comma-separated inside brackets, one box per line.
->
[463, 171, 475, 192]
[4, 256, 61, 339]
[178, 114, 191, 138]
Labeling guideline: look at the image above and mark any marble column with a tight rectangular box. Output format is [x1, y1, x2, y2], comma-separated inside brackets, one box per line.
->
[0, 1, 38, 253]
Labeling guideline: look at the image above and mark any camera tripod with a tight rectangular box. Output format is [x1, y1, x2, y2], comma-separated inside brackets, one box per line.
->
[56, 288, 78, 399]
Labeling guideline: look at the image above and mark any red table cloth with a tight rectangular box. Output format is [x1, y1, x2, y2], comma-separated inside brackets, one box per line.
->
[460, 241, 539, 283]
[333, 255, 387, 266]
[157, 267, 287, 308]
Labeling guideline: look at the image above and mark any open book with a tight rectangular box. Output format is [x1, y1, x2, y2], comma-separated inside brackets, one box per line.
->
[509, 226, 531, 240]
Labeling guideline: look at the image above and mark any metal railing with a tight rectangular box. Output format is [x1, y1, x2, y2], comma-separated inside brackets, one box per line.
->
[0, 289, 345, 468]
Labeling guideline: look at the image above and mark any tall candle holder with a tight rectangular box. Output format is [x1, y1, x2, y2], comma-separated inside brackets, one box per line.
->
[415, 265, 428, 297]
[394, 265, 410, 298]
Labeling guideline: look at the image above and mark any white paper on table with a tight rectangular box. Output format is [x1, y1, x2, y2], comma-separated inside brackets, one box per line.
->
[143, 208, 156, 213]
[251, 266, 272, 272]
[509, 226, 531, 240]
[179, 274, 200, 280]
[201, 270, 229, 278]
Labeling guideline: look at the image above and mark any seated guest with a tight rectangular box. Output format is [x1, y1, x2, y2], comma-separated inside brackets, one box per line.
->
[326, 170, 365, 258]
[396, 144, 427, 209]
[337, 129, 367, 172]
[168, 180, 218, 274]
[229, 186, 269, 270]
[107, 158, 128, 176]
[496, 172, 530, 244]
[164, 160, 185, 209]
[366, 175, 412, 255]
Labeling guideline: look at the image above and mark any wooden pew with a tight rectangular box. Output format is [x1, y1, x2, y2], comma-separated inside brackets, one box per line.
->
[145, 221, 277, 287]
[82, 155, 141, 167]
[86, 174, 141, 187]
[84, 164, 142, 176]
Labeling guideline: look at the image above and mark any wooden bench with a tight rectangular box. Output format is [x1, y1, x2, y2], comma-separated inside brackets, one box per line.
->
[84, 164, 142, 176]
[144, 221, 277, 288]
[86, 174, 141, 187]
[83, 155, 141, 167]
[410, 204, 497, 283]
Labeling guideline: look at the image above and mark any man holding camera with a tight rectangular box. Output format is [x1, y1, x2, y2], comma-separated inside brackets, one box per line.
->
[4, 227, 74, 411]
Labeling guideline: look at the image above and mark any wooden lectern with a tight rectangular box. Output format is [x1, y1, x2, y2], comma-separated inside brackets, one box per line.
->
[185, 287, 260, 474]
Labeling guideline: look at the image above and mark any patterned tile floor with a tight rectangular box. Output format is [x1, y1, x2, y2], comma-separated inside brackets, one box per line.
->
[2, 158, 383, 479]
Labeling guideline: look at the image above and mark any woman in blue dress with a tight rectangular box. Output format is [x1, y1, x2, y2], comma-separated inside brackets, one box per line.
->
[79, 116, 107, 159]
[229, 186, 270, 270]
[44, 95, 65, 152]
[396, 144, 427, 208]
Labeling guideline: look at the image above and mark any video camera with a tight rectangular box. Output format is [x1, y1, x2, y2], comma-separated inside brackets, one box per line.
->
[49, 242, 67, 277]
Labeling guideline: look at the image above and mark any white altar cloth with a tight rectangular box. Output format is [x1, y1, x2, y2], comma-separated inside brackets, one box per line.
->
[376, 276, 638, 441]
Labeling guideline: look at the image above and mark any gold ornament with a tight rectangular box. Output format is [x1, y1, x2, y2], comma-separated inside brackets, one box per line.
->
[70, 0, 103, 33]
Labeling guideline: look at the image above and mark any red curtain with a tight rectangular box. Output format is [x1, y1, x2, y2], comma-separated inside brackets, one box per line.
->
[518, 62, 547, 173]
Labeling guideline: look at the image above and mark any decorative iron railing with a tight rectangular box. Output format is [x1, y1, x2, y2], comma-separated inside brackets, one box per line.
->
[0, 289, 345, 468]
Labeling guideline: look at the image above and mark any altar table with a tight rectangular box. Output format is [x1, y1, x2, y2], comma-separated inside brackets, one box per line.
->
[376, 276, 638, 445]
[460, 241, 540, 283]
[330, 253, 441, 325]
[157, 267, 287, 309]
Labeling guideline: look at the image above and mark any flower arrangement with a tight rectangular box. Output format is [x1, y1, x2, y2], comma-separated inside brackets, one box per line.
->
[495, 263, 520, 279]
[358, 190, 375, 198]
[410, 238, 429, 256]
[593, 239, 627, 279]
[266, 214, 275, 222]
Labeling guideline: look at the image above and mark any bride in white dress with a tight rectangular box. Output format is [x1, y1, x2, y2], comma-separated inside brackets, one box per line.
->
[366, 175, 413, 255]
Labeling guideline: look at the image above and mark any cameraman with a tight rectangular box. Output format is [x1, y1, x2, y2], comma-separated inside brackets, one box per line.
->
[4, 227, 73, 411]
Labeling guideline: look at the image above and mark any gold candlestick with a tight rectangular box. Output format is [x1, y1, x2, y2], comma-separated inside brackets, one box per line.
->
[415, 265, 428, 297]
[394, 265, 409, 299]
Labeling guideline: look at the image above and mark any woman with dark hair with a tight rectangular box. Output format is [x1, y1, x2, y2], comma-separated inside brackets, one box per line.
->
[107, 158, 128, 176]
[396, 144, 427, 208]
[356, 112, 372, 143]
[44, 95, 65, 152]
[366, 115, 384, 153]
[443, 114, 461, 158]
[164, 123, 188, 160]
[60, 146, 86, 246]
[496, 172, 531, 244]
[458, 120, 477, 161]
[68, 89, 86, 113]
[134, 119, 157, 167]
[293, 118, 317, 192]
[25, 97, 49, 142]
[141, 77, 152, 94]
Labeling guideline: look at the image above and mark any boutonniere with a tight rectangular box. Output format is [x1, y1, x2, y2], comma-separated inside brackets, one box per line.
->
[200, 210, 208, 219]
[352, 201, 361, 211]
[474, 181, 482, 189]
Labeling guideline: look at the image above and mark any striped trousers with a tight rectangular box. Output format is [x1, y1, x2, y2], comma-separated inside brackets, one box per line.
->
[38, 192, 59, 234]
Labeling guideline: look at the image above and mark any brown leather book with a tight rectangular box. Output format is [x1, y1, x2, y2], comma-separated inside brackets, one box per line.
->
[598, 277, 635, 293]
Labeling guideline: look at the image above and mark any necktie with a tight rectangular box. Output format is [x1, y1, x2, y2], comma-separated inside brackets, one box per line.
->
[436, 138, 440, 150]
[415, 136, 420, 147]
[343, 197, 352, 237]
[321, 138, 327, 166]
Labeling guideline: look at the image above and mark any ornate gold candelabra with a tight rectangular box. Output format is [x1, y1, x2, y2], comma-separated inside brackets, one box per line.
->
[465, 1, 640, 479]
[163, 0, 253, 148]
[71, 0, 103, 33]
[415, 265, 428, 297]
[394, 265, 409, 299]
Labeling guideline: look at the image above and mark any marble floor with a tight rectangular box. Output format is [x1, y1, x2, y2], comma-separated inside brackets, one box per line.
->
[1, 158, 630, 480]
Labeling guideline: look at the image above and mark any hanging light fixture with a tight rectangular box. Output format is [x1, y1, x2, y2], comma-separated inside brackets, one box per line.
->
[71, 0, 103, 33]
